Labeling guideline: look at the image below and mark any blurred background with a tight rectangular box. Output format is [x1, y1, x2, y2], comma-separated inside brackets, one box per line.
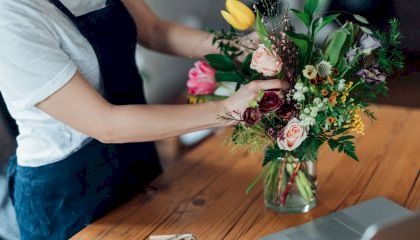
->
[0, 0, 419, 166]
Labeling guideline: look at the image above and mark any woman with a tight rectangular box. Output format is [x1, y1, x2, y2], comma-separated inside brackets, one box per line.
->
[0, 0, 289, 239]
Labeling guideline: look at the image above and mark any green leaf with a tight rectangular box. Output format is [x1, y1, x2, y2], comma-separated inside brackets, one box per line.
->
[333, 128, 349, 135]
[360, 26, 373, 35]
[285, 31, 309, 56]
[328, 139, 340, 151]
[246, 162, 272, 194]
[291, 9, 310, 27]
[256, 10, 272, 49]
[215, 71, 245, 83]
[353, 14, 369, 24]
[240, 53, 253, 74]
[344, 150, 359, 161]
[263, 146, 285, 166]
[293, 136, 324, 161]
[343, 142, 359, 161]
[324, 30, 349, 66]
[304, 0, 327, 18]
[337, 135, 355, 141]
[315, 14, 340, 33]
[204, 54, 235, 71]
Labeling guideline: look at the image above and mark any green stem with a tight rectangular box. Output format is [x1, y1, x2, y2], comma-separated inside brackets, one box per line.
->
[347, 80, 363, 93]
[246, 161, 273, 194]
[339, 51, 363, 79]
[296, 178, 310, 203]
[297, 171, 314, 201]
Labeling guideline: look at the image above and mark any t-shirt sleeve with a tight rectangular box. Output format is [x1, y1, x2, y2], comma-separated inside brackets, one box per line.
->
[0, 21, 77, 110]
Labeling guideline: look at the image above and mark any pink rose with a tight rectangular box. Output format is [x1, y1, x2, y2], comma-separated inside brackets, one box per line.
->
[250, 44, 283, 77]
[187, 61, 218, 95]
[277, 118, 308, 151]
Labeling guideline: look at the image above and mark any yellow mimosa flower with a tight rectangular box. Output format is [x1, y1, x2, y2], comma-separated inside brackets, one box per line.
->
[221, 0, 255, 31]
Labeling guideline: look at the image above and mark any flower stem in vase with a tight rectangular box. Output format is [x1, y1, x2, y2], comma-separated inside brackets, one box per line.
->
[280, 162, 301, 206]
[276, 159, 287, 205]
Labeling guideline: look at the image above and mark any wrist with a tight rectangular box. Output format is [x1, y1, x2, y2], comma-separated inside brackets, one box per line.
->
[213, 100, 232, 127]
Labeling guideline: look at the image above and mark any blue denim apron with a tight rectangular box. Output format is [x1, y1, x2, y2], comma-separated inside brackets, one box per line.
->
[7, 0, 162, 239]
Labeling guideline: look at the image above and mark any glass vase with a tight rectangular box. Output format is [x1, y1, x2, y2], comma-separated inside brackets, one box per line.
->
[264, 156, 317, 213]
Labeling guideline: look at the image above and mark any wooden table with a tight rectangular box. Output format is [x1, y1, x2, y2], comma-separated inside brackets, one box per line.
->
[73, 105, 420, 240]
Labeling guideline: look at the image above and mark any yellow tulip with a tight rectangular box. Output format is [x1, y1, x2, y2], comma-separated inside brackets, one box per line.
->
[221, 0, 255, 31]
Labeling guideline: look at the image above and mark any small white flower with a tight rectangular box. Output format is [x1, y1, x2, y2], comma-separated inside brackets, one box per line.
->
[317, 103, 325, 110]
[299, 113, 307, 120]
[337, 79, 347, 92]
[293, 91, 305, 102]
[301, 117, 316, 127]
[304, 108, 310, 114]
[310, 106, 319, 118]
[294, 82, 304, 91]
[313, 97, 321, 105]
[323, 98, 329, 103]
[302, 87, 309, 93]
[311, 106, 319, 112]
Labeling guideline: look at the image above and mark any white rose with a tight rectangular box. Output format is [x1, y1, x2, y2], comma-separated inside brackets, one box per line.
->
[278, 118, 309, 151]
[250, 44, 283, 77]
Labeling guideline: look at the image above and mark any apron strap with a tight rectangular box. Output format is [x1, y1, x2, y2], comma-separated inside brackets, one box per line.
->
[48, 0, 78, 21]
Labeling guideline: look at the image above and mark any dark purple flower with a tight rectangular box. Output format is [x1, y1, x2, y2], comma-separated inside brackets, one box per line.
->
[258, 91, 284, 113]
[357, 65, 387, 84]
[266, 128, 277, 139]
[242, 107, 261, 125]
[276, 102, 297, 120]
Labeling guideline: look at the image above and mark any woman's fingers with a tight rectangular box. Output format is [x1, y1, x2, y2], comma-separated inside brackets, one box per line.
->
[248, 79, 290, 92]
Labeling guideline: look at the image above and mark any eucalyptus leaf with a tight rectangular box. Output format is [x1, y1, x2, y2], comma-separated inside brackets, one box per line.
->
[215, 71, 245, 83]
[291, 9, 310, 27]
[315, 14, 340, 33]
[360, 26, 373, 35]
[256, 10, 272, 49]
[204, 54, 235, 71]
[353, 14, 369, 24]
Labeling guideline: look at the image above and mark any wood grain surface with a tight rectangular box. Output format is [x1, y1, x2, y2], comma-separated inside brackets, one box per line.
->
[72, 105, 420, 240]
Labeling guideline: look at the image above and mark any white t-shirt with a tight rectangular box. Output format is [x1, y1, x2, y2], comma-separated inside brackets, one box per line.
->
[0, 0, 111, 167]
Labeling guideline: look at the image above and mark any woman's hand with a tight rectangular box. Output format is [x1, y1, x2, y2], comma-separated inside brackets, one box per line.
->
[236, 31, 259, 62]
[221, 79, 290, 119]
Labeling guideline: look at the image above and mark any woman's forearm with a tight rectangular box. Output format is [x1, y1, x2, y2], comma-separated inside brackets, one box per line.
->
[37, 72, 287, 145]
[122, 0, 218, 58]
[105, 101, 228, 143]
[147, 20, 219, 59]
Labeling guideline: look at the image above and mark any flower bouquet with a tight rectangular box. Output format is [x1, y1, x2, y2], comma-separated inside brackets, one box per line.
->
[186, 0, 404, 213]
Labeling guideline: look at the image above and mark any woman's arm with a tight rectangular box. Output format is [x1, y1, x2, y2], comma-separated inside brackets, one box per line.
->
[37, 72, 289, 144]
[123, 0, 220, 58]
